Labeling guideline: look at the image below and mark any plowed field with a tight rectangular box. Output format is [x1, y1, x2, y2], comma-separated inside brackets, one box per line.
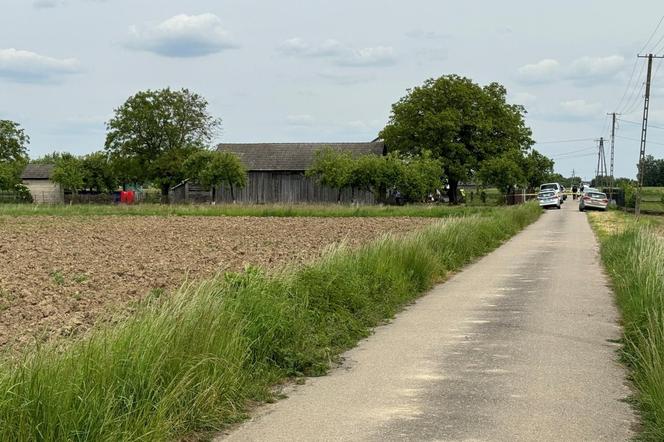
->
[0, 216, 436, 351]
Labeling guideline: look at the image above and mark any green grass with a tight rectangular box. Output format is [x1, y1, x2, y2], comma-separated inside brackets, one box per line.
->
[0, 203, 498, 219]
[0, 203, 541, 441]
[592, 213, 664, 440]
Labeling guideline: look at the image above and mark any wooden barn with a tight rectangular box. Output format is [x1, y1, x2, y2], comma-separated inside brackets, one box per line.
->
[21, 164, 64, 204]
[172, 141, 386, 204]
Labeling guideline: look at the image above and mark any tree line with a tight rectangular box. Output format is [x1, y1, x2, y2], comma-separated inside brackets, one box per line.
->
[0, 89, 248, 201]
[2, 75, 564, 204]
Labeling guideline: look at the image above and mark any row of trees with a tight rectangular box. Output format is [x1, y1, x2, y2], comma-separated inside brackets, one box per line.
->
[307, 149, 442, 203]
[308, 75, 554, 201]
[640, 155, 664, 187]
[3, 77, 558, 204]
[1, 89, 248, 200]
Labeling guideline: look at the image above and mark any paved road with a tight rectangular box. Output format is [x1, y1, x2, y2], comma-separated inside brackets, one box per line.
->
[220, 201, 636, 441]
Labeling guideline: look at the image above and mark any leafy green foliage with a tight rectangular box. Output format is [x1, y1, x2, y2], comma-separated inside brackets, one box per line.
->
[104, 88, 221, 196]
[0, 120, 29, 190]
[51, 153, 84, 193]
[184, 150, 247, 201]
[306, 148, 355, 201]
[477, 150, 526, 195]
[307, 148, 443, 203]
[80, 151, 118, 193]
[380, 75, 533, 203]
[395, 152, 442, 202]
[641, 155, 664, 187]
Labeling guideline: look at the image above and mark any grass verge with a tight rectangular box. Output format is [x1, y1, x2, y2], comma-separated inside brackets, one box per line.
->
[0, 203, 495, 218]
[0, 203, 541, 441]
[590, 211, 664, 440]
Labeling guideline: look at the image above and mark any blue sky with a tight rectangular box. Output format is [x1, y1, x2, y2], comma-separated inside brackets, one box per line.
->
[1, 0, 664, 180]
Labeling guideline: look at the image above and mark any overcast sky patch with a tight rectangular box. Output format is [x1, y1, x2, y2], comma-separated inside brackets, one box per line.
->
[0, 48, 81, 83]
[33, 0, 64, 9]
[516, 59, 560, 84]
[279, 38, 397, 67]
[127, 13, 238, 58]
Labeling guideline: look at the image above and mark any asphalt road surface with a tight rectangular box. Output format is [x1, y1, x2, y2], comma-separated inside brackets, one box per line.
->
[220, 200, 636, 441]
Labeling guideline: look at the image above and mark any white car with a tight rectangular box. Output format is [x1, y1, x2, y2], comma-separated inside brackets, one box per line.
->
[538, 190, 561, 209]
[539, 183, 563, 206]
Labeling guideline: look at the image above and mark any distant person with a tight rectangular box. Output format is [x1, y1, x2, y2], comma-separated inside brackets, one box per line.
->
[572, 185, 578, 200]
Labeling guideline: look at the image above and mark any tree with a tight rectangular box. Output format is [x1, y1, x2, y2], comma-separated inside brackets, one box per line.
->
[396, 152, 443, 202]
[640, 155, 664, 187]
[184, 150, 247, 202]
[522, 149, 554, 191]
[477, 150, 526, 196]
[380, 75, 533, 204]
[104, 88, 221, 201]
[81, 151, 118, 193]
[52, 153, 84, 194]
[0, 120, 30, 190]
[306, 148, 355, 202]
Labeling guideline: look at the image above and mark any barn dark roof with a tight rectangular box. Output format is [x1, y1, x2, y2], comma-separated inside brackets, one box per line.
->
[21, 164, 55, 180]
[217, 142, 386, 171]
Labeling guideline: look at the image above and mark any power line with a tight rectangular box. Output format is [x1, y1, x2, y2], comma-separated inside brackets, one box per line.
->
[617, 118, 664, 130]
[640, 15, 664, 53]
[620, 65, 647, 115]
[616, 135, 664, 147]
[549, 146, 597, 156]
[534, 137, 596, 144]
[550, 151, 598, 159]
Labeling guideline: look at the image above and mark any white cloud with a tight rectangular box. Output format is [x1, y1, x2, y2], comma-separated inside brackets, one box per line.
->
[517, 55, 626, 86]
[516, 59, 560, 84]
[511, 92, 537, 105]
[565, 55, 625, 83]
[558, 99, 602, 119]
[127, 13, 238, 57]
[278, 38, 397, 67]
[286, 114, 315, 126]
[33, 0, 64, 8]
[0, 48, 81, 83]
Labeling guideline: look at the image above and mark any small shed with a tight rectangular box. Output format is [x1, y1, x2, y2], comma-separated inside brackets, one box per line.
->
[21, 164, 64, 204]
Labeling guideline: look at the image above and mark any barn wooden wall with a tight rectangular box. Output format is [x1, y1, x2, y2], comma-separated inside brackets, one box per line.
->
[171, 172, 375, 204]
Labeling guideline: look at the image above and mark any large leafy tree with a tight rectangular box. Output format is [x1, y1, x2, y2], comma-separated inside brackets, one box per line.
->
[104, 88, 221, 200]
[380, 75, 533, 203]
[184, 150, 247, 202]
[0, 120, 30, 190]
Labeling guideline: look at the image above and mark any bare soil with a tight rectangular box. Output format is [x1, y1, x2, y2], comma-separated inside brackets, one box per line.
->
[0, 216, 436, 351]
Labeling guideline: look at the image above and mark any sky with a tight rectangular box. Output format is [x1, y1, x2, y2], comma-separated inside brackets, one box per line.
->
[1, 0, 664, 180]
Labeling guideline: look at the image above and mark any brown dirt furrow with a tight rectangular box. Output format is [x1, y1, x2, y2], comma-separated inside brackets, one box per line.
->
[0, 215, 436, 351]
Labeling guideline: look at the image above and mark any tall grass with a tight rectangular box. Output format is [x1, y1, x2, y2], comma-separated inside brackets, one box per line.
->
[0, 203, 541, 441]
[600, 227, 664, 440]
[0, 203, 494, 219]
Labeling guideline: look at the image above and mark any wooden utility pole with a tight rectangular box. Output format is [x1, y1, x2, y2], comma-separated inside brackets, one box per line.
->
[636, 53, 664, 216]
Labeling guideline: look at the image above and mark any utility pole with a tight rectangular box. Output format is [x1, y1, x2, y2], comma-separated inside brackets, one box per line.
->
[607, 112, 619, 203]
[636, 53, 664, 216]
[595, 137, 607, 188]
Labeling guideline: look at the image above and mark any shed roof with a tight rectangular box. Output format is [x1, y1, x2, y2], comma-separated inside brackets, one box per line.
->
[216, 142, 386, 171]
[21, 164, 55, 180]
